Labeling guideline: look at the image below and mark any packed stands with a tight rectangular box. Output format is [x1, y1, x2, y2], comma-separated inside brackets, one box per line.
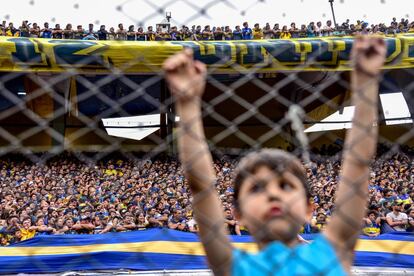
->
[1, 17, 414, 41]
[1, 144, 413, 246]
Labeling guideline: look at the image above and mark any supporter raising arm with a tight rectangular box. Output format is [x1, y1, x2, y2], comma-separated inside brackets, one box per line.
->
[163, 50, 232, 274]
[323, 36, 386, 269]
[163, 36, 386, 275]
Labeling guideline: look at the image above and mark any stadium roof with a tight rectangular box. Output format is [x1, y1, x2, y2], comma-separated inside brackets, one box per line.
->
[305, 92, 412, 133]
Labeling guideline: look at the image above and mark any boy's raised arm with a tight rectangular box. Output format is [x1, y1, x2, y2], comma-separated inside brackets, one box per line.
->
[324, 37, 386, 270]
[163, 49, 233, 275]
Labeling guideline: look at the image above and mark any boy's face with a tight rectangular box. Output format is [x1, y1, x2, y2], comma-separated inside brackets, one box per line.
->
[236, 166, 311, 245]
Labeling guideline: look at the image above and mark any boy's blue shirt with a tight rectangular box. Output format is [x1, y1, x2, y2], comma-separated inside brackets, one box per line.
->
[232, 234, 346, 275]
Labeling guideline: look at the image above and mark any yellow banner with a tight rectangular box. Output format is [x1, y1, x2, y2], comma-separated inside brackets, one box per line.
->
[0, 35, 413, 74]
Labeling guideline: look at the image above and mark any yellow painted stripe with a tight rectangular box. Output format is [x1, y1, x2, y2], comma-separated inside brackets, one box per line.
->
[355, 240, 414, 255]
[0, 240, 412, 257]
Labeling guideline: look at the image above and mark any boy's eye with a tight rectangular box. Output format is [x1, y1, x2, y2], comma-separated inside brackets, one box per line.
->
[280, 181, 293, 191]
[250, 180, 266, 193]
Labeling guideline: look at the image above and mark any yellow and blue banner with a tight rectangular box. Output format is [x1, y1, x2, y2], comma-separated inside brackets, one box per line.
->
[0, 229, 413, 273]
[0, 35, 414, 74]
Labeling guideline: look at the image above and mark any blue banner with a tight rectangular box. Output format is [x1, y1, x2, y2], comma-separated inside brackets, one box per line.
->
[0, 229, 413, 274]
[1, 35, 414, 74]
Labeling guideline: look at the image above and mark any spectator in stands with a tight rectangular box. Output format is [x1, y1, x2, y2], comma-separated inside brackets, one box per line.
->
[224, 26, 233, 40]
[52, 24, 63, 39]
[116, 213, 136, 232]
[315, 21, 323, 37]
[342, 19, 350, 30]
[5, 22, 18, 36]
[299, 24, 307, 38]
[263, 23, 273, 39]
[252, 23, 263, 39]
[170, 26, 180, 41]
[63, 24, 74, 39]
[72, 216, 95, 234]
[156, 26, 170, 40]
[19, 21, 30, 37]
[233, 25, 242, 40]
[289, 22, 299, 38]
[74, 25, 85, 39]
[126, 25, 136, 41]
[108, 27, 116, 40]
[224, 208, 241, 236]
[19, 217, 36, 241]
[272, 23, 280, 39]
[116, 23, 127, 40]
[362, 210, 381, 237]
[323, 20, 334, 36]
[168, 209, 187, 231]
[213, 26, 224, 40]
[241, 22, 252, 40]
[311, 212, 328, 233]
[136, 27, 146, 41]
[201, 25, 213, 40]
[83, 23, 97, 40]
[280, 25, 291, 39]
[146, 26, 155, 41]
[40, 22, 52, 38]
[33, 217, 55, 235]
[386, 201, 409, 231]
[97, 25, 108, 40]
[180, 26, 192, 41]
[133, 213, 147, 230]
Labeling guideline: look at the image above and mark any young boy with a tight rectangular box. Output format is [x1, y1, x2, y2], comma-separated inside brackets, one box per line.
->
[163, 36, 386, 275]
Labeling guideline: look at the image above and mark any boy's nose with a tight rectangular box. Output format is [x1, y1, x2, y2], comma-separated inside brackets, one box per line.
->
[266, 183, 282, 202]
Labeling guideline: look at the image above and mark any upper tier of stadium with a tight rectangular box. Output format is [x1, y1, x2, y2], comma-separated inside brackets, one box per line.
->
[1, 18, 414, 40]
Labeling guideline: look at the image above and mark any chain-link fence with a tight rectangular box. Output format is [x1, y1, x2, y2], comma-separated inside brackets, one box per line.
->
[0, 0, 414, 275]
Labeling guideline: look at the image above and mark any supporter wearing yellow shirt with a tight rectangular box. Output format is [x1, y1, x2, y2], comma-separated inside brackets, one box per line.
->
[5, 23, 18, 37]
[104, 168, 117, 176]
[362, 211, 381, 237]
[252, 23, 263, 40]
[280, 25, 291, 39]
[20, 218, 36, 241]
[104, 164, 118, 176]
[146, 26, 155, 41]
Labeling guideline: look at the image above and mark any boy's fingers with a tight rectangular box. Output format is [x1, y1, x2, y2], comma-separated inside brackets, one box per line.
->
[373, 38, 386, 56]
[163, 50, 192, 71]
[163, 56, 178, 71]
[183, 48, 194, 58]
[194, 60, 207, 75]
[375, 37, 385, 46]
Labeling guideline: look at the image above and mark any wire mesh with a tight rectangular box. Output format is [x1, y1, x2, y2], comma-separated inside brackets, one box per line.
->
[0, 0, 413, 275]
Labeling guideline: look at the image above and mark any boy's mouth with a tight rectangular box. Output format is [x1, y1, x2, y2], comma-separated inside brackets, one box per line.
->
[264, 205, 284, 219]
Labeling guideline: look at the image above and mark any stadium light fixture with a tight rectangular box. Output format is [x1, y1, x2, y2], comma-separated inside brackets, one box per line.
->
[166, 12, 172, 22]
[305, 92, 413, 132]
[328, 0, 338, 28]
[102, 114, 180, 141]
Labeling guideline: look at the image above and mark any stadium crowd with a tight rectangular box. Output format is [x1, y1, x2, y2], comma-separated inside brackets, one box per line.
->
[0, 17, 414, 41]
[0, 144, 413, 246]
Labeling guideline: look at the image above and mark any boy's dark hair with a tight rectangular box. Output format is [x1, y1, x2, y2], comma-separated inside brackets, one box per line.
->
[233, 149, 310, 210]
